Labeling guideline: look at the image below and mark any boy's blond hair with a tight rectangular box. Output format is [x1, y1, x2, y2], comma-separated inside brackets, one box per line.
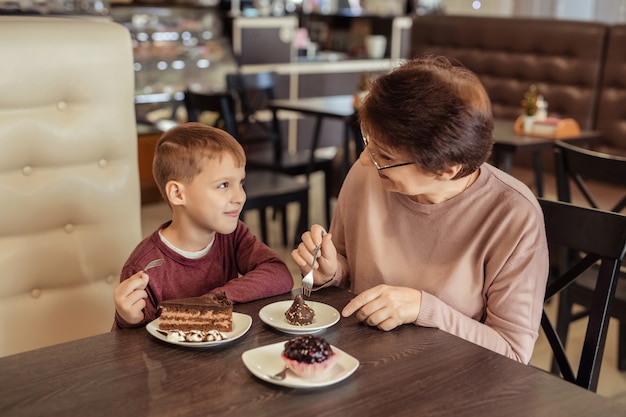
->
[153, 122, 246, 201]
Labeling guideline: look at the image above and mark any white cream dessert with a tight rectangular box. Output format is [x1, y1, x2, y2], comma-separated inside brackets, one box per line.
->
[161, 329, 227, 343]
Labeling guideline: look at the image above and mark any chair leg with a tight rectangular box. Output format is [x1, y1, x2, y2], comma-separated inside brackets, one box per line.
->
[294, 190, 309, 249]
[324, 168, 333, 228]
[280, 204, 288, 247]
[259, 208, 269, 244]
[552, 289, 573, 374]
[619, 321, 626, 371]
[531, 150, 544, 197]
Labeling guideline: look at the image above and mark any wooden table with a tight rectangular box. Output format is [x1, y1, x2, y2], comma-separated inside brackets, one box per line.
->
[491, 119, 601, 197]
[269, 95, 358, 178]
[0, 287, 621, 417]
[270, 96, 602, 197]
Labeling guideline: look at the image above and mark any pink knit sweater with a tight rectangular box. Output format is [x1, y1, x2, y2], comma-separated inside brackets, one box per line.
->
[330, 162, 549, 363]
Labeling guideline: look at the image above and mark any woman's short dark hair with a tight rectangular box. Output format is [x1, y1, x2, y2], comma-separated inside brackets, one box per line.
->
[153, 122, 246, 201]
[359, 55, 493, 179]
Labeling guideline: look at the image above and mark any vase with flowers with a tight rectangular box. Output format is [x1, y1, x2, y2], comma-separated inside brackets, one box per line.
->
[521, 85, 538, 132]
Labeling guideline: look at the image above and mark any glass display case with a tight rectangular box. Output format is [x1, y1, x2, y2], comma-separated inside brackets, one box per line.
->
[111, 4, 238, 123]
[0, 0, 111, 15]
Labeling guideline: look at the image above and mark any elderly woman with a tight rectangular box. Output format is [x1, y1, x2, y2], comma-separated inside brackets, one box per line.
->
[292, 55, 549, 364]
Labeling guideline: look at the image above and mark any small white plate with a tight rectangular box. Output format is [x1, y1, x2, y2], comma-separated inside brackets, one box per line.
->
[259, 300, 340, 334]
[146, 313, 252, 347]
[241, 341, 359, 388]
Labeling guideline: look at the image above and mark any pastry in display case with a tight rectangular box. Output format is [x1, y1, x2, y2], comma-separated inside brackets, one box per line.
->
[111, 4, 238, 125]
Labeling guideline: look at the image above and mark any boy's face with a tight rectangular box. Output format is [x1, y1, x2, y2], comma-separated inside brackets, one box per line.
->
[181, 153, 246, 236]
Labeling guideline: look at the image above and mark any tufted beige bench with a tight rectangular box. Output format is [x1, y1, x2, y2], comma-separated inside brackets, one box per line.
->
[0, 16, 142, 356]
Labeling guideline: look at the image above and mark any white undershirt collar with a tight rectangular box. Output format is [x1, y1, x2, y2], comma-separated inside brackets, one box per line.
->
[158, 230, 214, 259]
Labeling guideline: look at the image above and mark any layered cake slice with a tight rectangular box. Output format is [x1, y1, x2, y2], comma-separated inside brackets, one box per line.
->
[159, 292, 233, 332]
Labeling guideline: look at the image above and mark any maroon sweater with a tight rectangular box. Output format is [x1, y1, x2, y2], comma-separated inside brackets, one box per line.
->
[114, 220, 293, 329]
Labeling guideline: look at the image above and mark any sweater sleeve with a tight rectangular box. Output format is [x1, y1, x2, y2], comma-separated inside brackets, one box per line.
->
[416, 235, 548, 364]
[210, 221, 294, 302]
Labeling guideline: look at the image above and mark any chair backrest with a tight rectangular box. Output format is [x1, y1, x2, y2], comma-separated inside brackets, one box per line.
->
[226, 72, 277, 121]
[184, 90, 239, 138]
[538, 198, 626, 391]
[225, 72, 282, 161]
[0, 17, 142, 356]
[554, 141, 626, 213]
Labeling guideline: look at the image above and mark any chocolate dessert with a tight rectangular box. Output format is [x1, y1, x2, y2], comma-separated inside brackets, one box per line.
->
[284, 294, 315, 325]
[159, 292, 233, 332]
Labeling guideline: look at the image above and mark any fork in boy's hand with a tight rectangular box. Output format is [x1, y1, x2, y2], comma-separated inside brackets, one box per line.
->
[144, 258, 164, 271]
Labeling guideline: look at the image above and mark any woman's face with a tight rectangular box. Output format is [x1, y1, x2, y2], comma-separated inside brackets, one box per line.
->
[359, 140, 437, 195]
[359, 136, 469, 205]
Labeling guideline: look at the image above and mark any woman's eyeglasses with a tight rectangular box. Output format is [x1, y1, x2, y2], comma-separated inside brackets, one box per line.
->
[362, 134, 414, 171]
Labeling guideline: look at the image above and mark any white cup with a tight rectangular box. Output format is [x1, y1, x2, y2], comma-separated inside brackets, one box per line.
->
[365, 35, 387, 59]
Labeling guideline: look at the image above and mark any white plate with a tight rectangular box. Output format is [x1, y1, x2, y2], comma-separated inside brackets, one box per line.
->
[146, 313, 252, 347]
[241, 341, 359, 388]
[259, 300, 340, 334]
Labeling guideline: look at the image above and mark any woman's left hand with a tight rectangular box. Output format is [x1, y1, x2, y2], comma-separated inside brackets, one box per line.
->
[341, 284, 422, 331]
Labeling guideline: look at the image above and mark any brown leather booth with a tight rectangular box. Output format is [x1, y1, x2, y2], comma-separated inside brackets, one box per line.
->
[594, 24, 626, 155]
[410, 15, 607, 131]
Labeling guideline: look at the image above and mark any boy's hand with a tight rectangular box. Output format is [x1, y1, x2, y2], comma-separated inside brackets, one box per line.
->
[113, 271, 149, 325]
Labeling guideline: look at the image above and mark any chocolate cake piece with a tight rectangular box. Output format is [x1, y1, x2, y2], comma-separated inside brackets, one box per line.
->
[284, 294, 315, 325]
[159, 292, 233, 332]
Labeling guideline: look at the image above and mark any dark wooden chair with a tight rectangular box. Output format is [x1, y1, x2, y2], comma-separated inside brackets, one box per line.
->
[538, 198, 626, 391]
[184, 90, 309, 247]
[350, 111, 364, 157]
[552, 141, 626, 372]
[226, 71, 338, 227]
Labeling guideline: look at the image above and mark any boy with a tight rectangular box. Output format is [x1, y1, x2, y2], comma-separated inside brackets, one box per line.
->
[113, 122, 293, 329]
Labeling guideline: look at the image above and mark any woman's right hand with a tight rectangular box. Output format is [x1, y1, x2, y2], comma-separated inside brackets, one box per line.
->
[291, 224, 338, 286]
[113, 271, 149, 325]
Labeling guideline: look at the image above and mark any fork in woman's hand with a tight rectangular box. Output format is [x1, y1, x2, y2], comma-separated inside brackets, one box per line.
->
[301, 244, 320, 297]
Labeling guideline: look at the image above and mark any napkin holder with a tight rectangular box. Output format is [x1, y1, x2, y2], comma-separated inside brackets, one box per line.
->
[514, 115, 581, 138]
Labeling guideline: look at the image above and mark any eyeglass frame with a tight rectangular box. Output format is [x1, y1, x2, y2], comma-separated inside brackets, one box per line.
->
[362, 133, 415, 171]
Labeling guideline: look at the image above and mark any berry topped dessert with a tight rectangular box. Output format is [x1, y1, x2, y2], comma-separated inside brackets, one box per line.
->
[284, 294, 315, 325]
[281, 334, 339, 379]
